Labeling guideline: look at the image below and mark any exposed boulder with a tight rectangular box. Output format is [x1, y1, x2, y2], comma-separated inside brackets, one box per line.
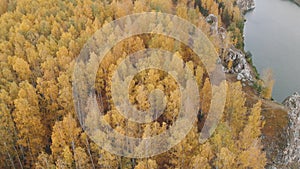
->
[222, 46, 254, 82]
[206, 14, 218, 35]
[236, 0, 255, 12]
[218, 27, 227, 40]
[206, 14, 227, 41]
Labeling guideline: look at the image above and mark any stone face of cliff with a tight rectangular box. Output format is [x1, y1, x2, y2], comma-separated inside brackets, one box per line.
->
[268, 93, 300, 169]
[280, 93, 300, 168]
[204, 7, 295, 168]
[205, 14, 254, 83]
[235, 1, 300, 167]
[222, 46, 254, 83]
[236, 0, 255, 12]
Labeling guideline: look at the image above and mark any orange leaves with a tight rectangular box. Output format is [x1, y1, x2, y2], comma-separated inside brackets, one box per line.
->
[10, 56, 31, 81]
[51, 113, 81, 159]
[13, 81, 45, 165]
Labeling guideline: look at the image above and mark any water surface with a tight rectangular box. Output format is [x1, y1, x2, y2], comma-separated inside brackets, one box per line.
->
[244, 0, 300, 102]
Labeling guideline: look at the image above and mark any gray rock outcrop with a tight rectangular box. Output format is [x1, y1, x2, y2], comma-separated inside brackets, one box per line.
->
[222, 46, 254, 82]
[236, 0, 255, 12]
[206, 14, 218, 35]
[205, 14, 227, 41]
[280, 93, 300, 167]
[205, 14, 254, 83]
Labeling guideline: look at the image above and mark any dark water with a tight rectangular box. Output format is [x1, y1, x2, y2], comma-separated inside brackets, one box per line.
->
[244, 0, 300, 102]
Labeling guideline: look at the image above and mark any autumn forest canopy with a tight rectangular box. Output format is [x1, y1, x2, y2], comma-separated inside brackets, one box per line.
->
[0, 0, 267, 168]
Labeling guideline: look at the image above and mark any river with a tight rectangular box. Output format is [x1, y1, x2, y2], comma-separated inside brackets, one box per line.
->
[244, 0, 300, 102]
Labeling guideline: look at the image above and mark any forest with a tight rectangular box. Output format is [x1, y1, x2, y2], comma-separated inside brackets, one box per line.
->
[0, 0, 267, 168]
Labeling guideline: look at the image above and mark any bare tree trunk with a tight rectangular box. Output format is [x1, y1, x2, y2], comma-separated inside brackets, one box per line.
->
[71, 141, 78, 169]
[4, 142, 16, 169]
[27, 138, 36, 167]
[13, 145, 23, 169]
[84, 137, 95, 169]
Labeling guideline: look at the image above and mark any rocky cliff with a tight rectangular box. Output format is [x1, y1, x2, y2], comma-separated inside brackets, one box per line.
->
[279, 93, 300, 168]
[205, 3, 300, 167]
[206, 14, 254, 83]
[234, 1, 296, 167]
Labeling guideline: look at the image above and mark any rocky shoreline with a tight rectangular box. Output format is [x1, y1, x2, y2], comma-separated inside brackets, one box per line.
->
[205, 0, 300, 167]
[205, 13, 255, 84]
[282, 93, 300, 167]
[294, 0, 300, 6]
[267, 93, 300, 169]
[238, 0, 300, 167]
[237, 0, 256, 13]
